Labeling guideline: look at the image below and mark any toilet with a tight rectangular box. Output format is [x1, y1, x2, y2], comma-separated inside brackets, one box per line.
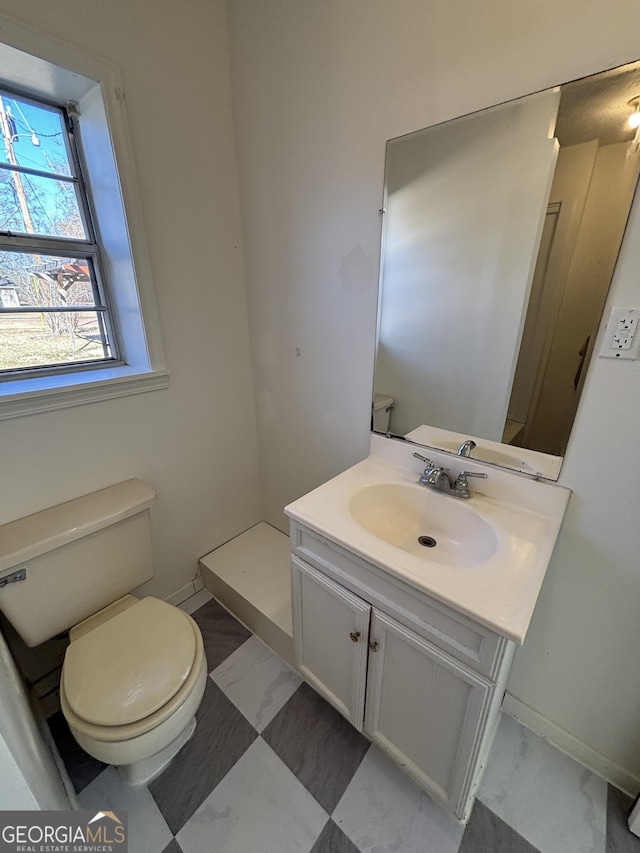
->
[0, 480, 208, 786]
[372, 394, 394, 433]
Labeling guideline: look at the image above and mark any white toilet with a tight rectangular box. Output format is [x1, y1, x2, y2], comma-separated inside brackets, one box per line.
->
[0, 480, 208, 786]
[372, 394, 394, 433]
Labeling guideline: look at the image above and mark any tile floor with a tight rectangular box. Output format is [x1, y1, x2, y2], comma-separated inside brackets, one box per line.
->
[48, 591, 640, 853]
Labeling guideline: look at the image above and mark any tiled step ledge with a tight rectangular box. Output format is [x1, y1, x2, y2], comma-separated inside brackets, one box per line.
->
[199, 522, 294, 667]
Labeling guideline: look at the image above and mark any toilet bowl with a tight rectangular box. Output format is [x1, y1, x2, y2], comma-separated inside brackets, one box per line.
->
[0, 480, 208, 786]
[60, 595, 207, 785]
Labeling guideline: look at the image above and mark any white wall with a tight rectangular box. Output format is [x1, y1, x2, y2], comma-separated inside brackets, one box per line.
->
[0, 0, 262, 599]
[227, 0, 640, 791]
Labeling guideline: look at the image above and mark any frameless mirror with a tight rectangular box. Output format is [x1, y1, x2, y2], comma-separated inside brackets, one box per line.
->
[373, 61, 640, 479]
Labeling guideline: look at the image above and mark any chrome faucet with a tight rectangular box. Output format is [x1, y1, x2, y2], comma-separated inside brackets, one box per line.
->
[457, 439, 476, 457]
[413, 452, 487, 499]
[421, 465, 452, 492]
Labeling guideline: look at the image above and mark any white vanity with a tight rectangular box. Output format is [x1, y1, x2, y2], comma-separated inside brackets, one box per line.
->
[285, 434, 570, 822]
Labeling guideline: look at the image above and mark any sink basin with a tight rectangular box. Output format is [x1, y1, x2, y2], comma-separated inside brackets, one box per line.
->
[285, 435, 571, 642]
[349, 482, 499, 566]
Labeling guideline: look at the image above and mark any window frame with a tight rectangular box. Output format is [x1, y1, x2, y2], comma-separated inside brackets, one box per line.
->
[0, 88, 122, 376]
[0, 15, 168, 420]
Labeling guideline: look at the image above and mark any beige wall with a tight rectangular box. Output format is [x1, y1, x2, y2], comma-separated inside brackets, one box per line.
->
[0, 0, 262, 598]
[227, 0, 640, 792]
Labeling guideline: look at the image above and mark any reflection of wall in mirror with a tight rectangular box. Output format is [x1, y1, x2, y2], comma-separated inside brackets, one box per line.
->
[374, 89, 560, 441]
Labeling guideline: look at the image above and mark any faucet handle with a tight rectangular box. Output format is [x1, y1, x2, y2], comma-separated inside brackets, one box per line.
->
[412, 451, 435, 467]
[452, 470, 488, 499]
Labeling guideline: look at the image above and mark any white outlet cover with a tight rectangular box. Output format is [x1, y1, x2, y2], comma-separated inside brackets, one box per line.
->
[598, 307, 640, 360]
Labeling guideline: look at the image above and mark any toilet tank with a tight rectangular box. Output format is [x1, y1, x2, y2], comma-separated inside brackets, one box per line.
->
[372, 394, 394, 433]
[0, 480, 156, 647]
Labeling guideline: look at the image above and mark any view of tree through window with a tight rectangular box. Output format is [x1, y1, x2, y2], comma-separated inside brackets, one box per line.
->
[0, 90, 116, 373]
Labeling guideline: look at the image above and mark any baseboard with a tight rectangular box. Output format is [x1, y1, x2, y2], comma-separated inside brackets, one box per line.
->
[165, 578, 201, 607]
[502, 692, 640, 797]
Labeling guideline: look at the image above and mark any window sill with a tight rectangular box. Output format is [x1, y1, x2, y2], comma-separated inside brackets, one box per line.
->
[0, 365, 170, 421]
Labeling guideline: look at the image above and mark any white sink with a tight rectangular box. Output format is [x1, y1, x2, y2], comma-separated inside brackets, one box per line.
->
[285, 435, 571, 644]
[349, 482, 498, 566]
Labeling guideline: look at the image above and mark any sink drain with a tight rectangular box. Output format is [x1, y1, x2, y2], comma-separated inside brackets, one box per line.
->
[418, 535, 437, 548]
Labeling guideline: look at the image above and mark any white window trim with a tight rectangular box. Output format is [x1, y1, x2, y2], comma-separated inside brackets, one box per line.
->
[0, 13, 169, 420]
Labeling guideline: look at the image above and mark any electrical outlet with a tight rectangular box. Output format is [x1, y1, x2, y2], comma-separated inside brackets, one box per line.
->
[599, 307, 640, 360]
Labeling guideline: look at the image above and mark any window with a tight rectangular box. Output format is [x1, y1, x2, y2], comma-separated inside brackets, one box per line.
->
[0, 21, 168, 419]
[0, 91, 118, 374]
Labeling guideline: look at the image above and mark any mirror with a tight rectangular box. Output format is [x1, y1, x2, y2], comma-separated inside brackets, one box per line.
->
[373, 61, 640, 479]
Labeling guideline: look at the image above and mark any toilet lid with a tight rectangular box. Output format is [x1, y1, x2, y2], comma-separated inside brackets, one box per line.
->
[63, 597, 198, 727]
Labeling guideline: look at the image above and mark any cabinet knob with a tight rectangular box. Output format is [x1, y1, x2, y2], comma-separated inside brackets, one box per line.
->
[349, 631, 361, 643]
[369, 640, 379, 652]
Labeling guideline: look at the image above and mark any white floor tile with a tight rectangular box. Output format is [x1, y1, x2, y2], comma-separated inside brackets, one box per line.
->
[478, 714, 607, 853]
[332, 745, 465, 853]
[78, 766, 173, 853]
[176, 737, 328, 853]
[178, 588, 213, 615]
[210, 634, 302, 731]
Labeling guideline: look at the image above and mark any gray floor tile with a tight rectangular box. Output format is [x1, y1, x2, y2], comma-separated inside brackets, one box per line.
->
[607, 785, 640, 852]
[262, 681, 370, 814]
[160, 841, 183, 853]
[310, 819, 361, 853]
[47, 710, 107, 794]
[459, 799, 541, 853]
[178, 589, 213, 615]
[149, 678, 257, 834]
[190, 597, 252, 671]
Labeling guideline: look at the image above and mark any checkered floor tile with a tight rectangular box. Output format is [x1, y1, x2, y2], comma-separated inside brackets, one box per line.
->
[49, 594, 640, 853]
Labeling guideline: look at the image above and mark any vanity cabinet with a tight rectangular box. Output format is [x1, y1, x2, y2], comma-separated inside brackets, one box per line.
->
[292, 557, 370, 728]
[290, 522, 516, 822]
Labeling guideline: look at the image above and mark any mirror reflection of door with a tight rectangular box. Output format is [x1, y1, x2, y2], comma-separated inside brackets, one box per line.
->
[510, 136, 640, 455]
[505, 202, 561, 446]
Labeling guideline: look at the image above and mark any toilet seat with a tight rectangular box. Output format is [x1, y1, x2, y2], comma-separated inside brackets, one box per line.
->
[60, 597, 205, 743]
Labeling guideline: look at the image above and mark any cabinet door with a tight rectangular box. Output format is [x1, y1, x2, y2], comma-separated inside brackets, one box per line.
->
[364, 609, 492, 817]
[291, 556, 370, 729]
